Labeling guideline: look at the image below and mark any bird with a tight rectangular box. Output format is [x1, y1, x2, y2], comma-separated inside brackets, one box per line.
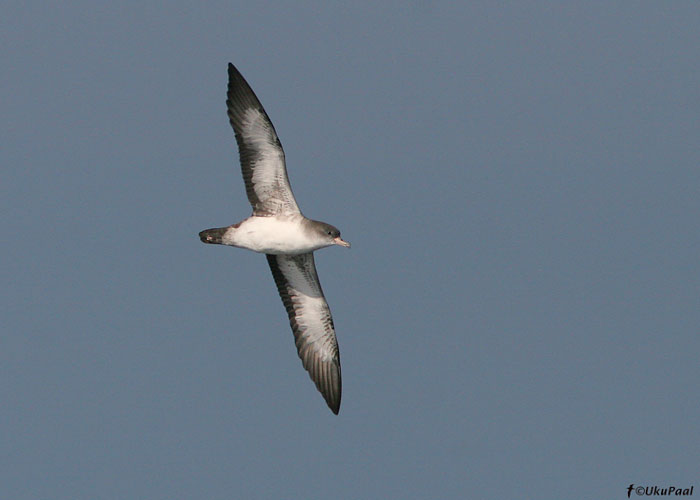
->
[199, 63, 350, 414]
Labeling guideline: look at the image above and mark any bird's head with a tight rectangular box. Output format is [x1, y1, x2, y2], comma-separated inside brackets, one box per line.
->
[312, 221, 351, 248]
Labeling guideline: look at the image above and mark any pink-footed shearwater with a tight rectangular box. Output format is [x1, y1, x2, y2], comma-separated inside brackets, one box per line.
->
[199, 63, 350, 414]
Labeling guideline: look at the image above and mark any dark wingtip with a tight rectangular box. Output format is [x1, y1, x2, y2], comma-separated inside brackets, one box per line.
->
[321, 360, 342, 415]
[227, 62, 246, 90]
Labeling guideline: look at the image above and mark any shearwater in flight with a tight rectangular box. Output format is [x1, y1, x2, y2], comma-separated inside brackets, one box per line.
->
[199, 63, 350, 414]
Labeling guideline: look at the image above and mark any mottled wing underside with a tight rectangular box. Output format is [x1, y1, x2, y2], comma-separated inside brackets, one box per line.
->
[226, 63, 301, 216]
[266, 253, 341, 414]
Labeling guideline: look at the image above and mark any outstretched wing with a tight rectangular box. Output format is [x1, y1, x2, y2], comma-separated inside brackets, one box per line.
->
[226, 63, 301, 216]
[266, 253, 341, 414]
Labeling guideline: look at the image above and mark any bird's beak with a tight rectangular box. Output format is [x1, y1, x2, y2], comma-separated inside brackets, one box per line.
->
[333, 237, 351, 248]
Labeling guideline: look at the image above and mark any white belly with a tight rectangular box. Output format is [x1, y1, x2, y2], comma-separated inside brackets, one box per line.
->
[222, 215, 322, 254]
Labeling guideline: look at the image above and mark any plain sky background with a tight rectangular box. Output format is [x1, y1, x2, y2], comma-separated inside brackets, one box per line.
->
[2, 2, 699, 499]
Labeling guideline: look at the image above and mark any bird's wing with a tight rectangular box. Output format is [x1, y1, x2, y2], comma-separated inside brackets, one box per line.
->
[266, 253, 341, 414]
[226, 63, 301, 216]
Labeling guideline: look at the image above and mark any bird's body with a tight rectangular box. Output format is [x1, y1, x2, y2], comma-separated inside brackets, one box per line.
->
[199, 63, 349, 414]
[202, 214, 348, 255]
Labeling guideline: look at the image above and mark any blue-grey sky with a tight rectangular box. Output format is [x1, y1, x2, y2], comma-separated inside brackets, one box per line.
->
[2, 2, 698, 499]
